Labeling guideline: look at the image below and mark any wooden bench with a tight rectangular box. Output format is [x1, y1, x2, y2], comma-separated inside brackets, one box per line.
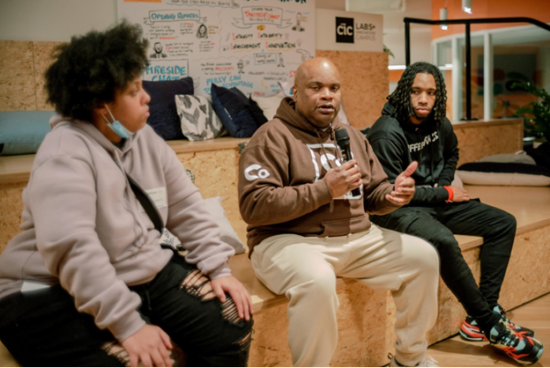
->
[2, 133, 550, 366]
[229, 185, 550, 366]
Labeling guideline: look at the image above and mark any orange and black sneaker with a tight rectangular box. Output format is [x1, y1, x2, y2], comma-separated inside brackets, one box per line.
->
[488, 320, 544, 365]
[494, 305, 535, 339]
[460, 306, 535, 342]
[460, 315, 488, 341]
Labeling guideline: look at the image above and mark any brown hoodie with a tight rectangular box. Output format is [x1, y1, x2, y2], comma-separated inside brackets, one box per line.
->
[238, 98, 400, 254]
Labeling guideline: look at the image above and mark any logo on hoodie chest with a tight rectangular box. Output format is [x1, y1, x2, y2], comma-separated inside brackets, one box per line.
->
[307, 143, 363, 200]
[307, 143, 343, 182]
[408, 131, 439, 153]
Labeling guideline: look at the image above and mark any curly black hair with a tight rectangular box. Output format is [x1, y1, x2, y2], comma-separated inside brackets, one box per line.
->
[45, 21, 149, 122]
[387, 61, 448, 124]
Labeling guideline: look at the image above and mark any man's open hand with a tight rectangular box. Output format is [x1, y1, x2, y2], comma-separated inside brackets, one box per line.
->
[386, 161, 418, 206]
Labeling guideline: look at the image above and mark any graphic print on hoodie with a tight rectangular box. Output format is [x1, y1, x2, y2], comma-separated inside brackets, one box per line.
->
[238, 97, 399, 254]
[367, 102, 459, 206]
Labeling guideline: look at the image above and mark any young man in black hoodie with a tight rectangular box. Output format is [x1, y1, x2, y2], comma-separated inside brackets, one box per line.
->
[368, 61, 544, 365]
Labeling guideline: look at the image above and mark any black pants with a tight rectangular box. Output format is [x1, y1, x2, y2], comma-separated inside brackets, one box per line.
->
[371, 200, 516, 331]
[0, 255, 253, 367]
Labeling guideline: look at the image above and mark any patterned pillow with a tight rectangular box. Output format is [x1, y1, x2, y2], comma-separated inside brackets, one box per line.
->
[278, 81, 294, 96]
[250, 91, 286, 121]
[174, 95, 226, 141]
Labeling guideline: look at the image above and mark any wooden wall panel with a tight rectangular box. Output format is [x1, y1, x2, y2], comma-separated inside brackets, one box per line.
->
[453, 120, 523, 166]
[32, 41, 62, 111]
[0, 41, 36, 111]
[316, 50, 389, 129]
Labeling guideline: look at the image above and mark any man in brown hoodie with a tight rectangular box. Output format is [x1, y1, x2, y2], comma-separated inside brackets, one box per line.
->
[238, 58, 439, 367]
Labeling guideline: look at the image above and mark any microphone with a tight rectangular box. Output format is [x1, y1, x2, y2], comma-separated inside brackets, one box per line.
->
[334, 128, 361, 197]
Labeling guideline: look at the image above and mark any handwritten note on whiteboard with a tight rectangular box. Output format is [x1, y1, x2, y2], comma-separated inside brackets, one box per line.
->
[118, 0, 315, 97]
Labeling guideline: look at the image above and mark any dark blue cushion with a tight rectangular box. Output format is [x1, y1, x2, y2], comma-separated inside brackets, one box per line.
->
[210, 84, 267, 138]
[143, 77, 194, 140]
[0, 111, 55, 155]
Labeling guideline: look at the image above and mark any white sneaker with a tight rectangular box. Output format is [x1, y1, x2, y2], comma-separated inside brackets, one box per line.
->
[389, 353, 439, 367]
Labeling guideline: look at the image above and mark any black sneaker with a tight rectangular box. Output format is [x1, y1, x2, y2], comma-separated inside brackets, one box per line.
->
[488, 320, 544, 365]
[460, 305, 536, 342]
[493, 305, 535, 338]
[460, 315, 487, 341]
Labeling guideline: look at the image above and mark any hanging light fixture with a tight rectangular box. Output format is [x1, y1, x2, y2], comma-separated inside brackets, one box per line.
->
[440, 7, 448, 30]
[462, 0, 472, 14]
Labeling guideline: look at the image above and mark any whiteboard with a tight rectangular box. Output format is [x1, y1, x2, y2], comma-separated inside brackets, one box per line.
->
[117, 0, 316, 97]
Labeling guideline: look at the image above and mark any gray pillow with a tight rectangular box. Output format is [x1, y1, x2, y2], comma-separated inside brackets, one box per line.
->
[478, 152, 536, 165]
[175, 95, 226, 141]
[203, 196, 246, 255]
[160, 196, 246, 255]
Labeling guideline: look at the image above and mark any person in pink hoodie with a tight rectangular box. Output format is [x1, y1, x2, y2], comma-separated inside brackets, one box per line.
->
[0, 21, 252, 367]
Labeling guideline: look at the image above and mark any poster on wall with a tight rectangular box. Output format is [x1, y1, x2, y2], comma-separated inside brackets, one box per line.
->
[316, 8, 382, 52]
[117, 0, 315, 97]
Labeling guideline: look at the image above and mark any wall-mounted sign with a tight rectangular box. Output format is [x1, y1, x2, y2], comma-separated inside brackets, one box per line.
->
[317, 9, 382, 52]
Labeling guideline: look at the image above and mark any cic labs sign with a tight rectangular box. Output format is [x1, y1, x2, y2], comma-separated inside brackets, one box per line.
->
[336, 17, 354, 43]
[316, 9, 383, 52]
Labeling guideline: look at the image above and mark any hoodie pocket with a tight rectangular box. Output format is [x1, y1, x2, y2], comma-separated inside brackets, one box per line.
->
[319, 215, 368, 237]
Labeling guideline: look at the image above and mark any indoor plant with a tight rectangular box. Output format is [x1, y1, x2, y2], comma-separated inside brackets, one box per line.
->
[513, 81, 550, 169]
[513, 81, 550, 143]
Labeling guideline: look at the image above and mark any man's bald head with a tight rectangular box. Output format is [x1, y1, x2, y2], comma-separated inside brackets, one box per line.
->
[294, 57, 340, 89]
[292, 57, 342, 128]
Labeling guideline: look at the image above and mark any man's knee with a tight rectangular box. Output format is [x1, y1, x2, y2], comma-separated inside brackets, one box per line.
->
[495, 210, 517, 236]
[427, 229, 462, 258]
[404, 237, 440, 276]
[287, 269, 338, 303]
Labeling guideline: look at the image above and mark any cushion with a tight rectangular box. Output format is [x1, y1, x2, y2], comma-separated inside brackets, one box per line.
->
[478, 152, 536, 165]
[450, 171, 464, 188]
[335, 101, 350, 126]
[203, 196, 246, 254]
[210, 84, 267, 138]
[278, 81, 294, 97]
[174, 95, 226, 141]
[457, 162, 550, 187]
[0, 111, 55, 155]
[250, 91, 286, 121]
[143, 78, 194, 140]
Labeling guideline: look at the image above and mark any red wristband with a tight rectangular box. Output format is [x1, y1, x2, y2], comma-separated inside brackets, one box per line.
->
[444, 186, 454, 203]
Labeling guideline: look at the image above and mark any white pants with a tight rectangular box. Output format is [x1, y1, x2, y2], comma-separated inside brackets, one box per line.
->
[251, 224, 439, 367]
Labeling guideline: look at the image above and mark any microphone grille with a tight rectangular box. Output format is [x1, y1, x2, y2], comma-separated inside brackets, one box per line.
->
[334, 128, 350, 143]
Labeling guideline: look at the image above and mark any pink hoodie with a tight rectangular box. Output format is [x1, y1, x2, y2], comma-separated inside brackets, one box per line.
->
[0, 116, 235, 341]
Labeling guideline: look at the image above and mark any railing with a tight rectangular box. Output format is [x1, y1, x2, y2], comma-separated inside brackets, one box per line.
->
[403, 17, 550, 120]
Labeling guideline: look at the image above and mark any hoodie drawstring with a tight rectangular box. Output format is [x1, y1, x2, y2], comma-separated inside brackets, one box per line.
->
[315, 127, 337, 213]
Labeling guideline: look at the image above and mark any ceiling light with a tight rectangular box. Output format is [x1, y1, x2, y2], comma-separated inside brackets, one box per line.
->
[440, 8, 448, 30]
[462, 0, 472, 14]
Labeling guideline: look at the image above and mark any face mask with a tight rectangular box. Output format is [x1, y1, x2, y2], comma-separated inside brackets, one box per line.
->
[102, 105, 134, 139]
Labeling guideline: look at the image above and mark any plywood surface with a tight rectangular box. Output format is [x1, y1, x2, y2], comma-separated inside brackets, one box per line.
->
[453, 119, 523, 166]
[316, 50, 389, 129]
[0, 41, 36, 111]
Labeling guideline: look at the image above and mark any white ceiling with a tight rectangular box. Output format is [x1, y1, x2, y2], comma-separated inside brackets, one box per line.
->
[380, 0, 433, 34]
[315, 0, 433, 34]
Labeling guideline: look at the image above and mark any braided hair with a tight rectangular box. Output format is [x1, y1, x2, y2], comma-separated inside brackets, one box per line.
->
[387, 62, 448, 124]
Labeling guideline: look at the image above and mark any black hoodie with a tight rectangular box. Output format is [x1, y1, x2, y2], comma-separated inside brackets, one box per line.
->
[367, 102, 459, 205]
